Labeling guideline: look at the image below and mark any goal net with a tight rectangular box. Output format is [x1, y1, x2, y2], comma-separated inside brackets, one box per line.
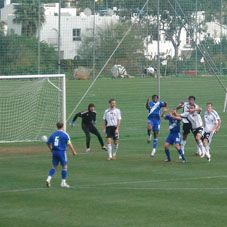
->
[0, 74, 66, 143]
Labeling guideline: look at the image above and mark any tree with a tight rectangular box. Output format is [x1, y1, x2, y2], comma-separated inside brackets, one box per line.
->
[13, 0, 45, 37]
[77, 22, 145, 75]
[0, 35, 58, 75]
[0, 0, 4, 9]
[0, 21, 5, 35]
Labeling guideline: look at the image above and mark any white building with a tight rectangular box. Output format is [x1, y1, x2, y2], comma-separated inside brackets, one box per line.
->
[144, 11, 227, 60]
[0, 0, 21, 35]
[0, 1, 119, 59]
[1, 1, 227, 60]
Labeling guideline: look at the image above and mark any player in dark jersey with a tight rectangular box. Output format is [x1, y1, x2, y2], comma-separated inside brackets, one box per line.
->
[71, 103, 106, 152]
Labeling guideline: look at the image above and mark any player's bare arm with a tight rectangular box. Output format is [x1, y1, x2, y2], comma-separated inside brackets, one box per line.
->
[47, 144, 52, 152]
[115, 119, 121, 132]
[161, 107, 169, 118]
[145, 97, 150, 110]
[68, 143, 77, 156]
[175, 101, 184, 110]
[103, 120, 107, 134]
[188, 106, 202, 113]
[216, 119, 221, 132]
[170, 114, 182, 121]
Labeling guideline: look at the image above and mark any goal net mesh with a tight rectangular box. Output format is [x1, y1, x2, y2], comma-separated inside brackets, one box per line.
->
[0, 75, 65, 143]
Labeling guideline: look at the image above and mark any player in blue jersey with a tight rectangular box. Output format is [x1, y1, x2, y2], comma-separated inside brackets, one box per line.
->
[162, 108, 186, 162]
[46, 122, 77, 188]
[146, 95, 167, 157]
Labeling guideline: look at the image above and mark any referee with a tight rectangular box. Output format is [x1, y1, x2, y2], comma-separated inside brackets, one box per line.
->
[71, 103, 106, 152]
[103, 99, 122, 160]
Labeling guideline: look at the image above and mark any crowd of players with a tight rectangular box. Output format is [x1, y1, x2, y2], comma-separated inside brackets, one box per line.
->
[45, 95, 221, 188]
[146, 95, 221, 163]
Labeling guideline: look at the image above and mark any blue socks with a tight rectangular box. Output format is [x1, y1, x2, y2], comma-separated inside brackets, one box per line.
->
[165, 148, 186, 161]
[49, 168, 56, 177]
[165, 149, 171, 161]
[61, 169, 67, 180]
[178, 149, 186, 161]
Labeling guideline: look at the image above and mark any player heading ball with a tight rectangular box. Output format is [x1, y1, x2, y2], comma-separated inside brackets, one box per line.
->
[146, 95, 167, 157]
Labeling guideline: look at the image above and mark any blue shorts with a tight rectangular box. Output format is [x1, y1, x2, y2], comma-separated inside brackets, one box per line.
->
[165, 133, 181, 145]
[52, 151, 67, 166]
[147, 118, 160, 132]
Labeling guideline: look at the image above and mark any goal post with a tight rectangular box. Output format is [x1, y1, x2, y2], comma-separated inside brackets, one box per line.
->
[224, 88, 227, 112]
[0, 74, 66, 143]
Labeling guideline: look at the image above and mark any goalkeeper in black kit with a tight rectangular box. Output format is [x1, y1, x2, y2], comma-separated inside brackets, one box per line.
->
[71, 103, 107, 152]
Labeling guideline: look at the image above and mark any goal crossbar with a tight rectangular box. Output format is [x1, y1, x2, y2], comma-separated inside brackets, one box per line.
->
[0, 74, 66, 143]
[0, 74, 65, 79]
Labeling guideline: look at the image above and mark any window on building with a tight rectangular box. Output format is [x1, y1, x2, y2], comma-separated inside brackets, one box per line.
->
[73, 28, 81, 41]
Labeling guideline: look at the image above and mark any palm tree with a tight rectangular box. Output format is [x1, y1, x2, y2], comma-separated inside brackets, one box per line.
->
[0, 21, 5, 36]
[13, 0, 45, 37]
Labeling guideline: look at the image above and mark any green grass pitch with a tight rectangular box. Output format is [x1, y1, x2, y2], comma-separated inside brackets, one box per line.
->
[0, 77, 227, 227]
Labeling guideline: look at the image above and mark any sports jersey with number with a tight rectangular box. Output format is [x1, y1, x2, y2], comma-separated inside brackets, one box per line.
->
[146, 101, 166, 120]
[204, 110, 219, 132]
[180, 102, 199, 123]
[181, 111, 203, 130]
[103, 108, 121, 127]
[47, 130, 71, 153]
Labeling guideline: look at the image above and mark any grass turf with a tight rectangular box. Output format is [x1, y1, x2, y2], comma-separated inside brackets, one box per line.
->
[0, 77, 227, 227]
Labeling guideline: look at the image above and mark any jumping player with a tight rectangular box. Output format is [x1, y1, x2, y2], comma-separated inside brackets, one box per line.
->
[178, 104, 210, 161]
[162, 108, 186, 162]
[46, 122, 77, 188]
[146, 95, 167, 157]
[175, 96, 198, 155]
[71, 103, 106, 152]
[103, 99, 122, 160]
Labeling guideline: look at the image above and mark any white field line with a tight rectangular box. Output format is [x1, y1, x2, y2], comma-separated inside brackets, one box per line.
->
[78, 175, 227, 188]
[0, 175, 227, 193]
[0, 152, 91, 160]
[82, 187, 227, 191]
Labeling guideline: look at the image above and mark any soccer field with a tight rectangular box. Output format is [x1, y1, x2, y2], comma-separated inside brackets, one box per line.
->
[0, 77, 227, 227]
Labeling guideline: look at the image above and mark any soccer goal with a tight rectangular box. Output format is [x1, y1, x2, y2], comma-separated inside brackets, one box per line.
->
[0, 74, 66, 143]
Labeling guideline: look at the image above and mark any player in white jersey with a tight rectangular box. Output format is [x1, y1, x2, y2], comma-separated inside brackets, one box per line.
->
[202, 103, 221, 157]
[103, 99, 122, 160]
[208, 107, 221, 133]
[175, 104, 210, 161]
[175, 96, 199, 155]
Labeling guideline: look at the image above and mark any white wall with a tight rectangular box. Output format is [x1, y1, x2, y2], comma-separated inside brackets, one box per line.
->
[40, 14, 119, 59]
[0, 4, 21, 35]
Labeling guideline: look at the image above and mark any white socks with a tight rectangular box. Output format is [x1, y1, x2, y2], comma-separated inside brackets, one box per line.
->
[46, 176, 52, 182]
[204, 144, 211, 159]
[181, 140, 186, 154]
[197, 140, 206, 157]
[151, 148, 156, 156]
[113, 144, 119, 157]
[107, 144, 112, 159]
[197, 144, 202, 156]
[107, 143, 119, 158]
